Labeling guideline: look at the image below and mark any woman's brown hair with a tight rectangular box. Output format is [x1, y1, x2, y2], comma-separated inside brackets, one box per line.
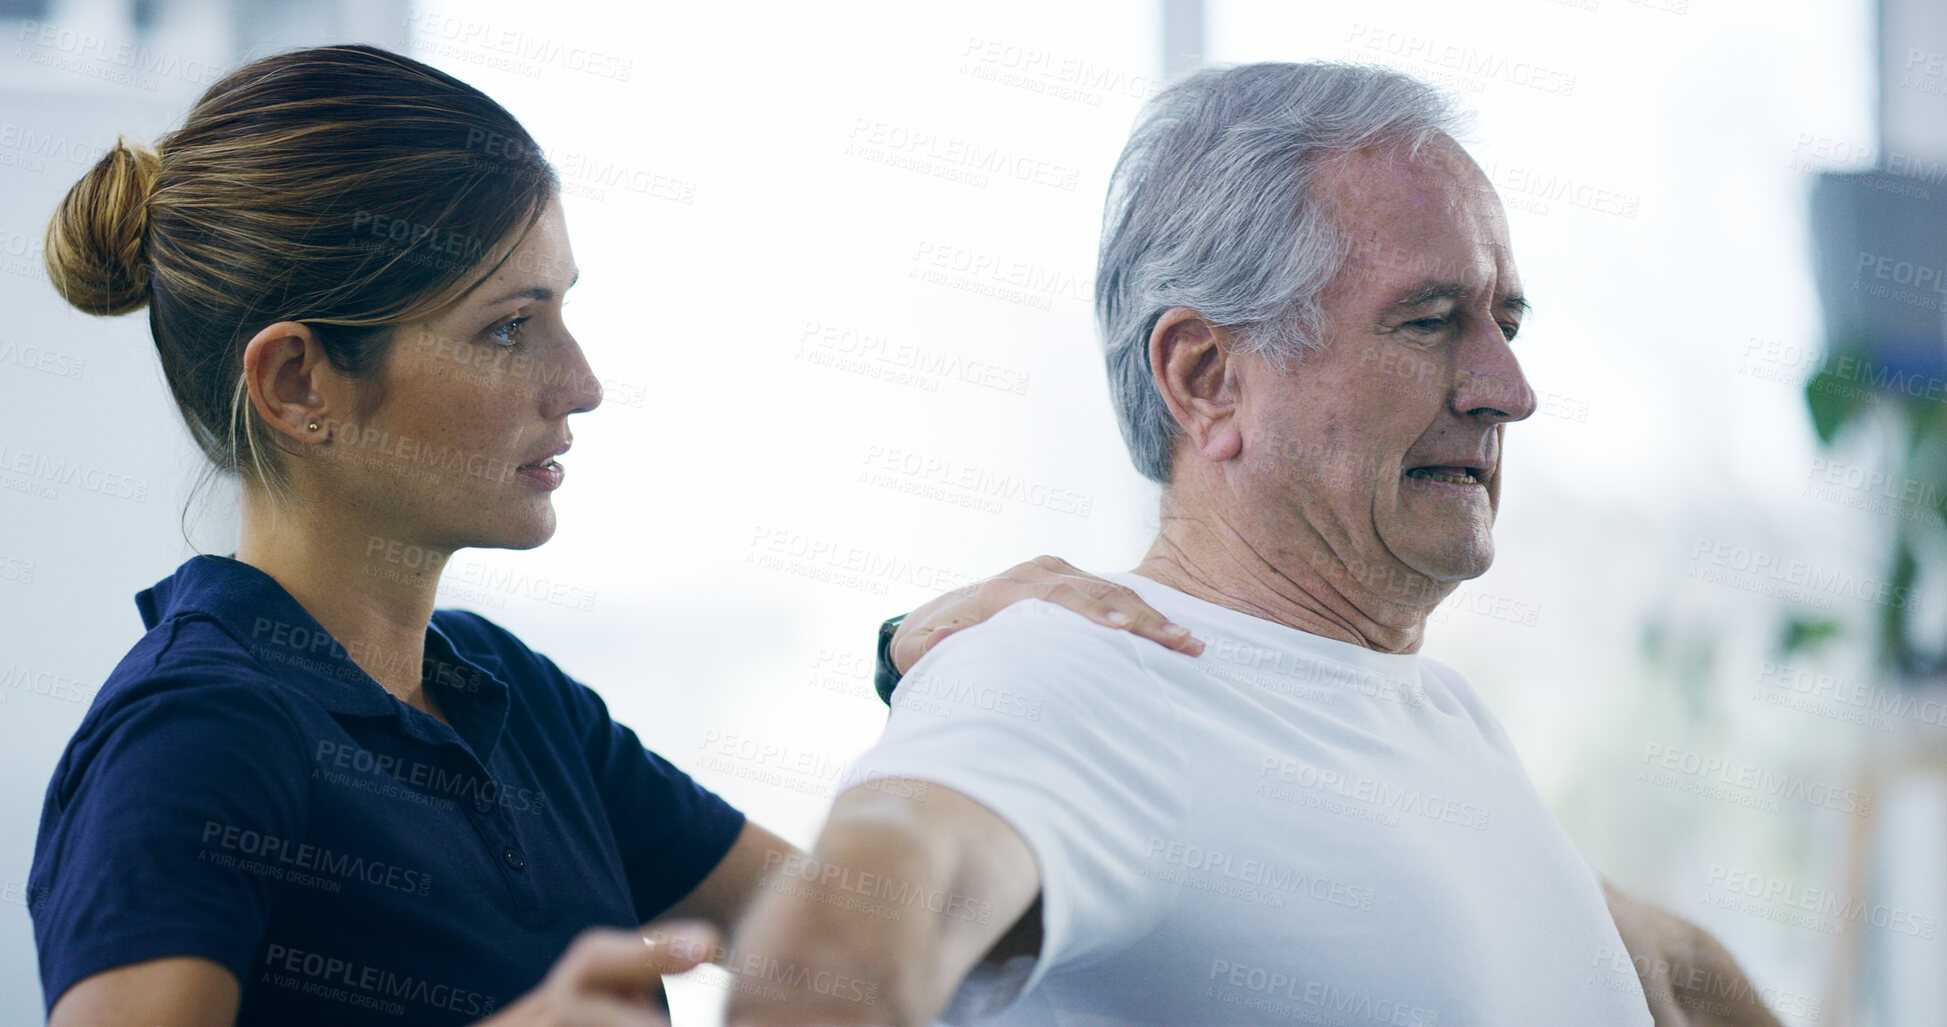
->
[43, 44, 558, 496]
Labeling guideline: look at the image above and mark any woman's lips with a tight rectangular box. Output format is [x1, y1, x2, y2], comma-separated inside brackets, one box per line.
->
[516, 458, 564, 490]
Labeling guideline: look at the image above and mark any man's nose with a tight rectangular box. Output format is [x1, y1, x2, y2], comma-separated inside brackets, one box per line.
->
[1452, 324, 1536, 424]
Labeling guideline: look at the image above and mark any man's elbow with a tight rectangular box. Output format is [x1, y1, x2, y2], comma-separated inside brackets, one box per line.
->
[722, 780, 1039, 1026]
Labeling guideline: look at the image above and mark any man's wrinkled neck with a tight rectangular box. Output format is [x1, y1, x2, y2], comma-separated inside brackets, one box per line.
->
[1133, 483, 1446, 655]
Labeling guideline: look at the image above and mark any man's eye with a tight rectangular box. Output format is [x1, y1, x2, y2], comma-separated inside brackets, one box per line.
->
[1500, 322, 1521, 341]
[1406, 317, 1450, 332]
[486, 316, 530, 346]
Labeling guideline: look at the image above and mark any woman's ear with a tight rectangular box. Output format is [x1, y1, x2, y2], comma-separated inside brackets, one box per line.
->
[241, 321, 337, 443]
[1148, 307, 1242, 465]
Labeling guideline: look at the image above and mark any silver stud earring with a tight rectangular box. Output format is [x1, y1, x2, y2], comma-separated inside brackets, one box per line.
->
[307, 421, 321, 432]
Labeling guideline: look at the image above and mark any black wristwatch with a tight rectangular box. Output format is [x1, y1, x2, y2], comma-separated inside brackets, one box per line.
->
[873, 613, 907, 706]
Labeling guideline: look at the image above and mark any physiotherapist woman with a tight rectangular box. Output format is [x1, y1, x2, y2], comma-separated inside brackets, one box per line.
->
[28, 44, 1199, 1027]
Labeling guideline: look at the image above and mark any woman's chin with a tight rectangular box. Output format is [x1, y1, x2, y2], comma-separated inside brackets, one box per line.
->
[504, 524, 557, 551]
[472, 509, 557, 551]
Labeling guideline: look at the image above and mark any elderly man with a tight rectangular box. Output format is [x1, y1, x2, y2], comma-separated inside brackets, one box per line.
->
[724, 63, 1779, 1027]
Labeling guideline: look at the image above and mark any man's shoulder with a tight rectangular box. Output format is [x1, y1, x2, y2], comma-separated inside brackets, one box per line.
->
[916, 599, 1152, 675]
[892, 600, 1172, 719]
[1411, 653, 1520, 751]
[1413, 653, 1489, 706]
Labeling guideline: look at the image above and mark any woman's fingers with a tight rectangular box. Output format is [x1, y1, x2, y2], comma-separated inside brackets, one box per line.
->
[1038, 582, 1203, 656]
[561, 995, 668, 1027]
[916, 624, 961, 657]
[481, 924, 721, 1026]
[890, 558, 1204, 676]
[641, 921, 718, 976]
[552, 923, 717, 1002]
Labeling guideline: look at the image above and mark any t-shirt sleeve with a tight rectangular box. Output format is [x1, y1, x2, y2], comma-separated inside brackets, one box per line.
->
[554, 667, 746, 923]
[844, 601, 1189, 1020]
[30, 666, 312, 1012]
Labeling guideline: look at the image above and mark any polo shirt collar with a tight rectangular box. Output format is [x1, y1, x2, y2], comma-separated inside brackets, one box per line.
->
[137, 554, 510, 762]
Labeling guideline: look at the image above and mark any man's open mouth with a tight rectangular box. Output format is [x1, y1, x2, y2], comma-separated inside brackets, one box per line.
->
[1404, 466, 1483, 485]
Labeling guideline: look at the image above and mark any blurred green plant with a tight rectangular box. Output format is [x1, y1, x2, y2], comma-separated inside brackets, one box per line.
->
[1640, 616, 1716, 722]
[1803, 338, 1947, 673]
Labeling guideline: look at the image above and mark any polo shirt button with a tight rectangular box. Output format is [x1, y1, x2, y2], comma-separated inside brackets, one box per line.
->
[502, 846, 525, 872]
[473, 793, 495, 815]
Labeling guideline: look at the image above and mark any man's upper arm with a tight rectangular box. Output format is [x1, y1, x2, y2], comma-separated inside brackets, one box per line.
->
[844, 601, 1190, 989]
[1603, 880, 1785, 1027]
[721, 777, 1041, 1027]
[835, 781, 1042, 990]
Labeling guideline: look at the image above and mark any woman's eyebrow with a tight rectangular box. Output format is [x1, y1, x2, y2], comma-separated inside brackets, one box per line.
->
[480, 268, 581, 308]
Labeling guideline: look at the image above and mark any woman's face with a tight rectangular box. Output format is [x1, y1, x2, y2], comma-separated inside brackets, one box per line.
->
[322, 198, 601, 554]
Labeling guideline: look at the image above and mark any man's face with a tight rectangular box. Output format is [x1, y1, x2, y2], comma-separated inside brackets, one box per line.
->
[1231, 134, 1534, 604]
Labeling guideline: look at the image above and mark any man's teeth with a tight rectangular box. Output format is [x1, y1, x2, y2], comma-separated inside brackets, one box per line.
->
[1407, 466, 1478, 484]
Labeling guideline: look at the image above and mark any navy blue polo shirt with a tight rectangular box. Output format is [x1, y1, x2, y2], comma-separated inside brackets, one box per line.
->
[30, 554, 746, 1024]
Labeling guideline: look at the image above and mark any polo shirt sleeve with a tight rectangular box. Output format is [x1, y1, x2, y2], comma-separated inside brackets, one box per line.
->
[31, 659, 312, 1012]
[550, 663, 747, 924]
[844, 601, 1191, 1021]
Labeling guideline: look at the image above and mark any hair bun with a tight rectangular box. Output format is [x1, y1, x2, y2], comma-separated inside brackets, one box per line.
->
[44, 137, 160, 315]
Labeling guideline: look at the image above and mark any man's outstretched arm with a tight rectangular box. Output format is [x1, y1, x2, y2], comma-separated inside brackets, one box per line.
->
[1603, 879, 1784, 1027]
[724, 781, 1042, 1027]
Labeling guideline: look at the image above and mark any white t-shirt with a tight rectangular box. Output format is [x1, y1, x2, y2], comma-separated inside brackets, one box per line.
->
[849, 572, 1654, 1027]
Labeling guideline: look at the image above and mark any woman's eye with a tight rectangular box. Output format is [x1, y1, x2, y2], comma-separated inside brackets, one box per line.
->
[486, 316, 530, 346]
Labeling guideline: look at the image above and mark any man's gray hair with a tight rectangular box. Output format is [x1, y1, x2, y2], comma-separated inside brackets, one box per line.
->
[1095, 62, 1464, 484]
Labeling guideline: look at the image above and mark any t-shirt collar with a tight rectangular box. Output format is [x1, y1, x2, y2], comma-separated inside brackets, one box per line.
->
[1104, 570, 1424, 676]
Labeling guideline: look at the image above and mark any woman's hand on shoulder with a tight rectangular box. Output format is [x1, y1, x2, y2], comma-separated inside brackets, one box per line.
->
[891, 555, 1203, 675]
[478, 922, 716, 1027]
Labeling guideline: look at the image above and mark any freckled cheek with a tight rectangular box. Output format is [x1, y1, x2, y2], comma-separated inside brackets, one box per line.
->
[444, 417, 504, 454]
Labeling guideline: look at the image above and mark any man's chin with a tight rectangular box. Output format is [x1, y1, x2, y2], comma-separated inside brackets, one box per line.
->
[1395, 529, 1495, 585]
[1421, 551, 1494, 584]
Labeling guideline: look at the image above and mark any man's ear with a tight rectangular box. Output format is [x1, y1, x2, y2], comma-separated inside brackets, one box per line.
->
[1148, 307, 1242, 464]
[241, 321, 340, 444]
